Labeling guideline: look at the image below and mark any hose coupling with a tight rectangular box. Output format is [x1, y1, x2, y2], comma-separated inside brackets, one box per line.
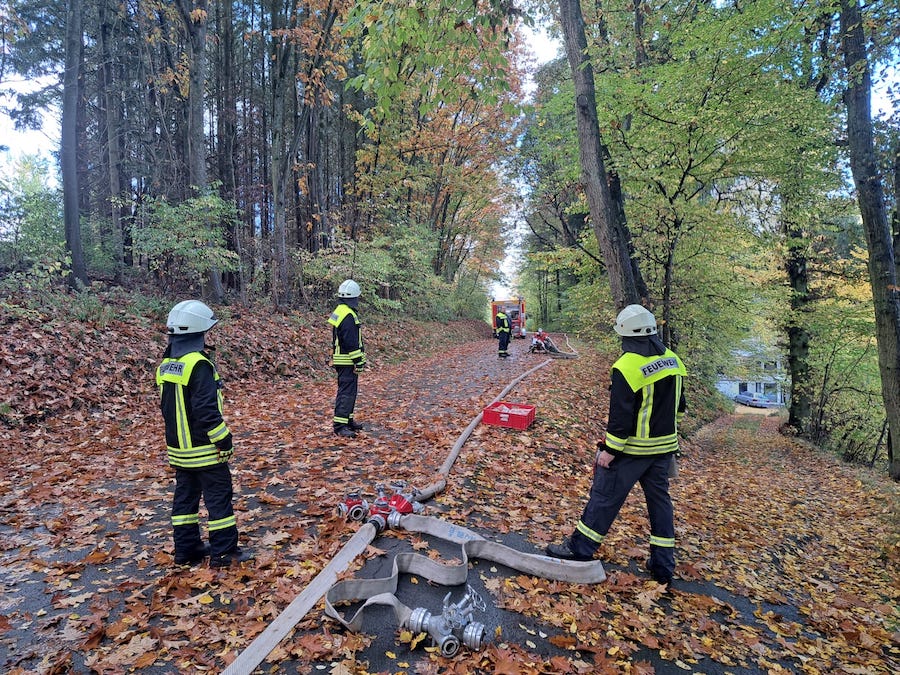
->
[406, 585, 488, 657]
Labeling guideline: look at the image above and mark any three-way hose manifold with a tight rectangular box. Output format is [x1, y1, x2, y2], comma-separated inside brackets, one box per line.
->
[406, 585, 487, 657]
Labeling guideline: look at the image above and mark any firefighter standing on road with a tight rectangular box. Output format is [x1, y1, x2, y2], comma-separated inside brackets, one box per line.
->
[495, 309, 511, 358]
[156, 300, 251, 569]
[329, 279, 366, 437]
[546, 304, 686, 585]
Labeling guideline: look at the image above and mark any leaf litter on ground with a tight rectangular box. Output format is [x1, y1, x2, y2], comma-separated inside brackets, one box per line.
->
[0, 299, 897, 674]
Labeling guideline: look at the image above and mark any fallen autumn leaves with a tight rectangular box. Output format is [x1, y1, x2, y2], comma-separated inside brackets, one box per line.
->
[0, 299, 898, 674]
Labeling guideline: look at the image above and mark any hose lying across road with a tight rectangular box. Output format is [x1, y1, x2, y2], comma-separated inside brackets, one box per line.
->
[223, 353, 602, 675]
[324, 514, 606, 633]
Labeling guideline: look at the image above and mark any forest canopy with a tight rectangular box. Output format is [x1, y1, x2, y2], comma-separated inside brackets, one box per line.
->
[1, 0, 898, 477]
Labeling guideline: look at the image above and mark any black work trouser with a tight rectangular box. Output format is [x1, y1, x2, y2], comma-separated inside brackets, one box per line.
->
[333, 365, 359, 427]
[498, 331, 510, 356]
[569, 453, 675, 578]
[172, 463, 238, 558]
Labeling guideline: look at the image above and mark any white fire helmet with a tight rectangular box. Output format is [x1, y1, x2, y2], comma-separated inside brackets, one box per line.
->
[337, 279, 361, 298]
[166, 300, 219, 335]
[614, 304, 657, 336]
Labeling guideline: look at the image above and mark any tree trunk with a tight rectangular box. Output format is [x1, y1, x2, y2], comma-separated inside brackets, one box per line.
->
[214, 0, 244, 300]
[841, 0, 900, 481]
[557, 0, 645, 310]
[98, 0, 125, 281]
[177, 0, 224, 301]
[783, 202, 812, 432]
[62, 0, 88, 288]
[268, 0, 293, 307]
[892, 138, 899, 280]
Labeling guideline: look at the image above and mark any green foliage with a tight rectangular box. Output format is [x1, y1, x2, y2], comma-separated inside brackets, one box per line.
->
[132, 193, 239, 290]
[517, 0, 854, 443]
[0, 259, 70, 320]
[0, 155, 64, 273]
[300, 221, 488, 321]
[343, 0, 515, 122]
[803, 259, 887, 466]
[81, 215, 123, 279]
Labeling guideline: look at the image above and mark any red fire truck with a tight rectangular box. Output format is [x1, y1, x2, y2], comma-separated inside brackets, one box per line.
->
[490, 297, 527, 339]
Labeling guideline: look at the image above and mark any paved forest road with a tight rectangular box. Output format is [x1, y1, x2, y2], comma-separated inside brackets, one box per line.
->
[1, 331, 898, 674]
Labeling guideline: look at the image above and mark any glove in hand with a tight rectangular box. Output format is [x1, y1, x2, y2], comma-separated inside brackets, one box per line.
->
[216, 433, 234, 460]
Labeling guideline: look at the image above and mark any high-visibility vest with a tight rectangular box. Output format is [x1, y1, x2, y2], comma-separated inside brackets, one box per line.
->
[156, 352, 230, 468]
[328, 304, 365, 366]
[606, 349, 686, 456]
[496, 312, 510, 333]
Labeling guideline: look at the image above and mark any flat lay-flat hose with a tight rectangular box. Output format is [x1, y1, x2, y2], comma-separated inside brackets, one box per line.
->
[223, 355, 600, 675]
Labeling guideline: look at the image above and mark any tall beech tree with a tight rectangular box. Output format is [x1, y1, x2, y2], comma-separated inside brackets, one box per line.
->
[557, 0, 647, 312]
[840, 0, 900, 480]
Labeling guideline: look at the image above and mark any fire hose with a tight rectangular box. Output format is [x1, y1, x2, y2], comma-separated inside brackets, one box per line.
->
[534, 333, 578, 360]
[323, 513, 605, 657]
[223, 357, 602, 675]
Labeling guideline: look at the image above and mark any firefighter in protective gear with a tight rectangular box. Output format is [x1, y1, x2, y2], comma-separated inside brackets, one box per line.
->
[329, 279, 366, 437]
[157, 300, 250, 568]
[546, 304, 686, 585]
[495, 310, 511, 358]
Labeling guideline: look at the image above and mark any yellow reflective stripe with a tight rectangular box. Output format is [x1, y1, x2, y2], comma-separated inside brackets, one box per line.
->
[613, 351, 686, 392]
[333, 415, 350, 424]
[650, 535, 675, 548]
[172, 513, 199, 526]
[208, 422, 229, 443]
[627, 433, 678, 447]
[675, 377, 683, 429]
[328, 305, 358, 327]
[175, 384, 191, 449]
[637, 381, 654, 437]
[208, 515, 236, 531]
[167, 446, 220, 468]
[576, 520, 605, 544]
[618, 442, 679, 455]
[605, 433, 627, 452]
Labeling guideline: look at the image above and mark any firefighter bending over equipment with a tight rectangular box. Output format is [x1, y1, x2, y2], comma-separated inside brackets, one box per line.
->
[495, 308, 511, 358]
[529, 328, 559, 354]
[329, 279, 367, 437]
[546, 304, 686, 585]
[157, 300, 251, 568]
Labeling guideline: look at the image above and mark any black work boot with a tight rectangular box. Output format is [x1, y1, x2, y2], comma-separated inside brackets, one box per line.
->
[545, 538, 593, 561]
[645, 560, 672, 585]
[210, 547, 254, 568]
[347, 420, 364, 431]
[334, 425, 357, 438]
[174, 544, 211, 566]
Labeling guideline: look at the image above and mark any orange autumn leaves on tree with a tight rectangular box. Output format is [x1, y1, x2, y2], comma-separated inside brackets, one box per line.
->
[351, 24, 525, 281]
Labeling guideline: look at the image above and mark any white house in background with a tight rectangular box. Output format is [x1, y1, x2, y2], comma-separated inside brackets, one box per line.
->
[716, 340, 787, 405]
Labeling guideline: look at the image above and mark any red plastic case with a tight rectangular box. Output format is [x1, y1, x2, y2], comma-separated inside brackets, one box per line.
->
[482, 401, 536, 429]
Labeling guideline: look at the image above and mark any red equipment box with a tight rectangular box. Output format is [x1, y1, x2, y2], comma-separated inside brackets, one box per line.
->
[482, 401, 536, 430]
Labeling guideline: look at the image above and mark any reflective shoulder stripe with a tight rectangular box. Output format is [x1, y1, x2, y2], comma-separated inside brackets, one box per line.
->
[612, 350, 686, 392]
[157, 352, 215, 386]
[328, 304, 359, 327]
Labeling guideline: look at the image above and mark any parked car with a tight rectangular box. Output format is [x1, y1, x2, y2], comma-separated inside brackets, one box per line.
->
[733, 391, 775, 408]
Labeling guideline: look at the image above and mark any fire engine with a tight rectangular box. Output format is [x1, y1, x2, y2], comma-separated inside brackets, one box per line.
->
[490, 297, 527, 339]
